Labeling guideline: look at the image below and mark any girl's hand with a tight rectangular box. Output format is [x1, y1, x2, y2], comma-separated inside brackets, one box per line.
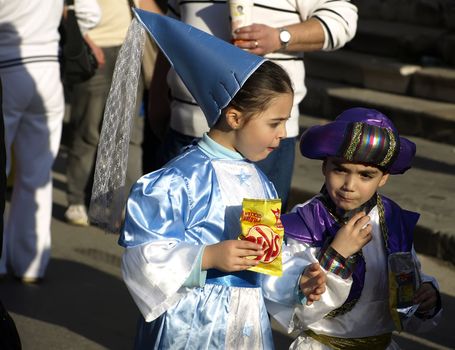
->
[202, 240, 264, 272]
[299, 263, 326, 305]
[330, 211, 372, 258]
[414, 282, 438, 315]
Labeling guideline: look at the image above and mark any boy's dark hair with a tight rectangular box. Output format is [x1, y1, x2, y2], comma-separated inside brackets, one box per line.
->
[226, 60, 293, 120]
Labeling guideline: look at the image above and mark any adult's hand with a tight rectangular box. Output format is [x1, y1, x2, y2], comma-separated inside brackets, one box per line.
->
[84, 34, 105, 68]
[233, 23, 281, 55]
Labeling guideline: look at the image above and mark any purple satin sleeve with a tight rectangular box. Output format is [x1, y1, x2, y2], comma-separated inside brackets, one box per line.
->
[282, 199, 339, 245]
[282, 197, 366, 307]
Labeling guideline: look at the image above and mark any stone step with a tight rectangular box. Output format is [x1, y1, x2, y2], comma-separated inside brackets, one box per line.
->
[304, 50, 420, 95]
[352, 0, 455, 29]
[304, 50, 455, 103]
[411, 66, 455, 103]
[348, 19, 451, 65]
[300, 78, 455, 144]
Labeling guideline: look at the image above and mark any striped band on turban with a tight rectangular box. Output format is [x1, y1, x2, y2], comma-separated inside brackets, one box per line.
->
[300, 108, 416, 174]
[340, 122, 399, 170]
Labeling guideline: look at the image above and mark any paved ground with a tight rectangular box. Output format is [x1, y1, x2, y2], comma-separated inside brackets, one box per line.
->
[0, 116, 454, 349]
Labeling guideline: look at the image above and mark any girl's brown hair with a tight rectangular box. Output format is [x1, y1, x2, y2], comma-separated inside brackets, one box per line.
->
[224, 60, 294, 120]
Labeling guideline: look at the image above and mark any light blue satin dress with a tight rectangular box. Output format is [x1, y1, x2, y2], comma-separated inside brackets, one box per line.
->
[119, 135, 277, 349]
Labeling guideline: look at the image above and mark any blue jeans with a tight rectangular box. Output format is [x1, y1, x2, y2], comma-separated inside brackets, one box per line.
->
[160, 129, 296, 211]
[158, 128, 199, 167]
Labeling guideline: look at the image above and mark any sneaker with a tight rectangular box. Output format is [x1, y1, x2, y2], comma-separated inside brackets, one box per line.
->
[64, 204, 90, 226]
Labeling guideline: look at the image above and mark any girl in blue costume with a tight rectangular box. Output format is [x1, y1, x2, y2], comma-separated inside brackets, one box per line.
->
[111, 10, 326, 350]
[265, 108, 442, 349]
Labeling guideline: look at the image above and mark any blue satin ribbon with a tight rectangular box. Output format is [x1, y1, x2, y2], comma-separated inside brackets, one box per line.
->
[206, 269, 261, 288]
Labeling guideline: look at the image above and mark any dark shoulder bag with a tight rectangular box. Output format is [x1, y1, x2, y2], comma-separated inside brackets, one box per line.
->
[60, 0, 98, 86]
[0, 302, 21, 350]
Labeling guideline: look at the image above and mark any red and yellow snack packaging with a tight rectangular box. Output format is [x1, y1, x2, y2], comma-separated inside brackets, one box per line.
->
[238, 198, 283, 276]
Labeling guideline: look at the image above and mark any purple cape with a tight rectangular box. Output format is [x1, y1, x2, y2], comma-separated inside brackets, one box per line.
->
[282, 195, 419, 310]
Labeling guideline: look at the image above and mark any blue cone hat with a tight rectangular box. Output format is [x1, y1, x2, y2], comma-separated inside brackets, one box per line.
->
[134, 9, 266, 126]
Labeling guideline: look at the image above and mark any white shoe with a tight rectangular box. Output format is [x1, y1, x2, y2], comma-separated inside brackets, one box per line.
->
[64, 204, 90, 226]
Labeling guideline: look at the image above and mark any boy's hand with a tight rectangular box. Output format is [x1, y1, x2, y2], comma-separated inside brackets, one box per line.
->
[299, 263, 326, 305]
[414, 282, 438, 315]
[331, 211, 372, 258]
[202, 240, 264, 272]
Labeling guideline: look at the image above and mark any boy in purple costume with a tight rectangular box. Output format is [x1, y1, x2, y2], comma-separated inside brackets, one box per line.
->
[266, 107, 442, 349]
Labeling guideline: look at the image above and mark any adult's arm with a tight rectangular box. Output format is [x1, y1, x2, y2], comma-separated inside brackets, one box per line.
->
[138, 0, 163, 13]
[234, 0, 358, 55]
[73, 0, 101, 34]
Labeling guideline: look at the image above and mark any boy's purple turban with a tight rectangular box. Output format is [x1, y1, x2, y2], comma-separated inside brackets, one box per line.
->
[300, 107, 416, 174]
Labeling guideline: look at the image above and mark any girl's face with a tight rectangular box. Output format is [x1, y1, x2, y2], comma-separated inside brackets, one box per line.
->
[234, 92, 293, 162]
[322, 157, 389, 211]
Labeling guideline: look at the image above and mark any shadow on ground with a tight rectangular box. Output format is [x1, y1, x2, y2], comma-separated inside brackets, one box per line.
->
[1, 257, 452, 349]
[0, 258, 138, 350]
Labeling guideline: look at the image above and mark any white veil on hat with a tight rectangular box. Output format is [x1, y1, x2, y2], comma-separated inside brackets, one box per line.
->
[89, 19, 145, 233]
[89, 10, 265, 233]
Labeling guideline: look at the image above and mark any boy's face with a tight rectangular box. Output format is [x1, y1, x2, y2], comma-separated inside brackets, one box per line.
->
[322, 157, 389, 211]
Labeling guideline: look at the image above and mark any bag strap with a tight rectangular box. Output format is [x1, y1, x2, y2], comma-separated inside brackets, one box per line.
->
[127, 0, 136, 21]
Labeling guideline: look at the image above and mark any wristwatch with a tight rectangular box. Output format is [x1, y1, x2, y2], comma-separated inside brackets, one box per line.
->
[278, 27, 291, 50]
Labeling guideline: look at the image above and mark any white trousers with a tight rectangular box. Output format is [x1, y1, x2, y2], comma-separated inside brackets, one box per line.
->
[0, 62, 64, 278]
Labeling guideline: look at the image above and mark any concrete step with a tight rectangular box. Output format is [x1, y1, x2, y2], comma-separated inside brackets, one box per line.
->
[348, 19, 449, 64]
[411, 66, 455, 103]
[352, 0, 455, 29]
[300, 78, 455, 144]
[304, 50, 420, 95]
[305, 50, 455, 103]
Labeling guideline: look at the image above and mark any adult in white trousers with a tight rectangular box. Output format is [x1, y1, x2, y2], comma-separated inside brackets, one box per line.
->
[0, 0, 100, 282]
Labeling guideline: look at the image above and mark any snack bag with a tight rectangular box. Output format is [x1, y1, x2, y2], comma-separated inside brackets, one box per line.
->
[238, 198, 283, 276]
[388, 252, 421, 330]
